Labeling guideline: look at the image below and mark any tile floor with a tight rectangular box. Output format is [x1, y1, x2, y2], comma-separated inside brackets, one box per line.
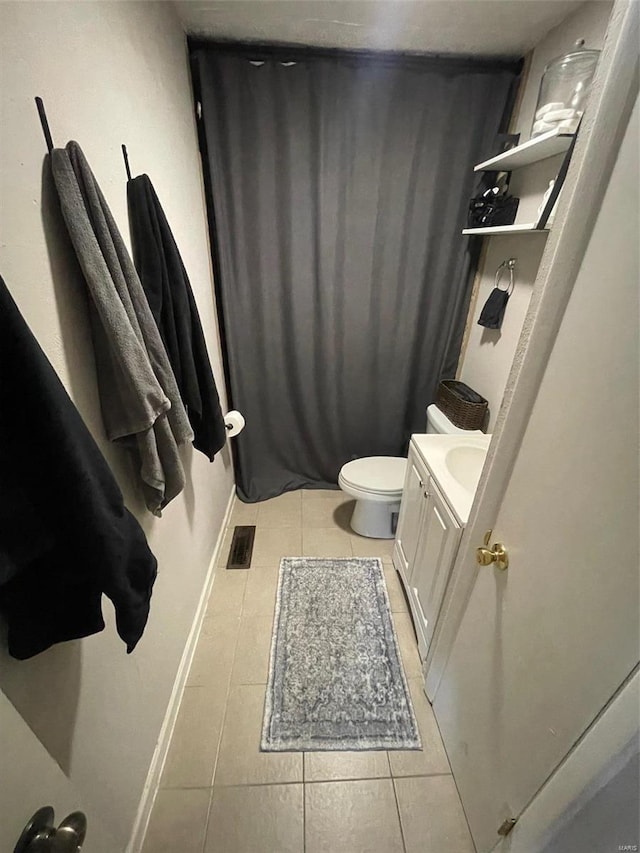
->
[143, 490, 475, 853]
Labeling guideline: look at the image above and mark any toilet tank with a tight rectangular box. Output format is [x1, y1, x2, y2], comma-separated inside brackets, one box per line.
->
[426, 403, 483, 435]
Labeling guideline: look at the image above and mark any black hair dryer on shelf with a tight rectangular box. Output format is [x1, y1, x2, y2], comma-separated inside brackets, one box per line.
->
[468, 171, 519, 228]
[468, 190, 519, 228]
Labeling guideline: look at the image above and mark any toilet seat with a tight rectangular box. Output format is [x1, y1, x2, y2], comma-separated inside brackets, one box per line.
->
[338, 456, 406, 537]
[339, 456, 406, 502]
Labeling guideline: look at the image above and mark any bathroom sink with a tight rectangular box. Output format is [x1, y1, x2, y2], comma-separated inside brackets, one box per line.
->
[445, 445, 487, 492]
[410, 433, 491, 524]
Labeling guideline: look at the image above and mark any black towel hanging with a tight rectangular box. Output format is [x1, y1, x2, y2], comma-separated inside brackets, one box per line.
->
[126, 172, 227, 460]
[478, 258, 516, 330]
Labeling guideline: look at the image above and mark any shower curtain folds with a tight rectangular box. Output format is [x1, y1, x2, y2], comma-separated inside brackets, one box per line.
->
[193, 46, 518, 501]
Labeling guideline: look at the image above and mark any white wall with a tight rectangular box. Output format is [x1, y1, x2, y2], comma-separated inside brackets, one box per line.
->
[0, 688, 119, 853]
[458, 1, 612, 430]
[0, 2, 234, 849]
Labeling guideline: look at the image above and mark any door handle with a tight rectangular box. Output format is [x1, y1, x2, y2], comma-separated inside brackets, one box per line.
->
[476, 530, 509, 570]
[14, 807, 86, 853]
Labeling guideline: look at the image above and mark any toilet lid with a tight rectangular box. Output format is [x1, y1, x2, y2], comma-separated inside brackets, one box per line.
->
[340, 456, 406, 494]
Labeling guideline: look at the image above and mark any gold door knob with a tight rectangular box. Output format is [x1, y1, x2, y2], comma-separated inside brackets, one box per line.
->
[476, 531, 509, 570]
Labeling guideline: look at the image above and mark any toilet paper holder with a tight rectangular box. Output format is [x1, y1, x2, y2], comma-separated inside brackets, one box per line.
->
[223, 410, 245, 437]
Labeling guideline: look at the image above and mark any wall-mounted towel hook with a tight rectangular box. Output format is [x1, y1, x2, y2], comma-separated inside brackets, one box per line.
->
[495, 259, 516, 294]
[478, 259, 516, 329]
[34, 97, 54, 153]
[121, 144, 132, 181]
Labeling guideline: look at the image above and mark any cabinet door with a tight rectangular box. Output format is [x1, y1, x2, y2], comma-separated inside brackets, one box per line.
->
[412, 478, 461, 648]
[395, 452, 427, 580]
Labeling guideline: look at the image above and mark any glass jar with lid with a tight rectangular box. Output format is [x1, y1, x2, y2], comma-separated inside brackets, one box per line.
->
[531, 40, 600, 138]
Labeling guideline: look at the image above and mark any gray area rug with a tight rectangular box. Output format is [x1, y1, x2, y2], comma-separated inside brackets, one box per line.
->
[261, 557, 421, 751]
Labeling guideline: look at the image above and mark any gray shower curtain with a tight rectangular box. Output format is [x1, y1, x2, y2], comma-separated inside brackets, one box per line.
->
[194, 48, 517, 501]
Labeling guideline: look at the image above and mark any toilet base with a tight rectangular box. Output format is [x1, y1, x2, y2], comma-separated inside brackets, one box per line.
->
[350, 498, 401, 539]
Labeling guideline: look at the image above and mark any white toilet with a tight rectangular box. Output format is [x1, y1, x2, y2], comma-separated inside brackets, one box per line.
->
[423, 402, 485, 437]
[338, 404, 483, 538]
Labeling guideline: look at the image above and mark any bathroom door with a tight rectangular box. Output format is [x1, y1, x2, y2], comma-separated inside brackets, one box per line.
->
[431, 94, 639, 852]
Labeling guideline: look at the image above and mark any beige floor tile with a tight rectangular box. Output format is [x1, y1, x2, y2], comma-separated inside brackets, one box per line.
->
[392, 611, 423, 679]
[302, 497, 355, 530]
[187, 610, 241, 687]
[304, 750, 390, 782]
[389, 678, 452, 777]
[395, 775, 475, 853]
[383, 562, 409, 612]
[207, 568, 247, 615]
[257, 492, 303, 527]
[242, 563, 280, 617]
[305, 779, 404, 853]
[301, 488, 341, 500]
[161, 686, 226, 788]
[302, 527, 353, 557]
[215, 684, 303, 785]
[205, 784, 304, 853]
[258, 490, 302, 508]
[229, 498, 259, 525]
[232, 615, 273, 684]
[251, 527, 302, 566]
[216, 527, 235, 567]
[350, 533, 395, 558]
[142, 788, 211, 853]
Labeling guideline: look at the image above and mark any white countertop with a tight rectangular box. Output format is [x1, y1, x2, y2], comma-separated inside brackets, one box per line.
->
[410, 433, 492, 524]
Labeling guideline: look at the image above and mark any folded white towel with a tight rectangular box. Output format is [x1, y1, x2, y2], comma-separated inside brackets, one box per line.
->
[535, 102, 565, 120]
[532, 119, 557, 137]
[544, 108, 578, 122]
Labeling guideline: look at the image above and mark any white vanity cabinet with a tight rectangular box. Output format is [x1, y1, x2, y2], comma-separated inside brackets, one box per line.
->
[394, 456, 427, 577]
[411, 477, 461, 655]
[393, 440, 463, 661]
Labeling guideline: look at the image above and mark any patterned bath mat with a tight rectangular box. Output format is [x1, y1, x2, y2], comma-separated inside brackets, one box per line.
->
[261, 557, 421, 751]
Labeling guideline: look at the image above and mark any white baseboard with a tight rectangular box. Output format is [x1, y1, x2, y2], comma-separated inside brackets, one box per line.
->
[126, 484, 236, 853]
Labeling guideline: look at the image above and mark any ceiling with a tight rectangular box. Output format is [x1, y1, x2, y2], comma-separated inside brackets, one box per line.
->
[176, 0, 583, 57]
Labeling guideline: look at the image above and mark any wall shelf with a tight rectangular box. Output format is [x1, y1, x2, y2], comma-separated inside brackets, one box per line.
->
[474, 128, 574, 172]
[462, 223, 549, 236]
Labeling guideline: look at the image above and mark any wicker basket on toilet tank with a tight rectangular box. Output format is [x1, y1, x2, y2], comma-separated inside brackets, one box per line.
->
[436, 380, 488, 431]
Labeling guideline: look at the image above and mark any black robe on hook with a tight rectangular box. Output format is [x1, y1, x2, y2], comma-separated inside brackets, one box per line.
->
[127, 174, 227, 461]
[0, 276, 157, 659]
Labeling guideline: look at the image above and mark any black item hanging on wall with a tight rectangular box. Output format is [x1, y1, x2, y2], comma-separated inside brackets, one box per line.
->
[126, 171, 227, 462]
[0, 276, 157, 659]
[478, 259, 516, 330]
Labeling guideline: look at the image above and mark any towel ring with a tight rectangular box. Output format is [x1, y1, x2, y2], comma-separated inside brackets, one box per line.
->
[495, 258, 516, 296]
